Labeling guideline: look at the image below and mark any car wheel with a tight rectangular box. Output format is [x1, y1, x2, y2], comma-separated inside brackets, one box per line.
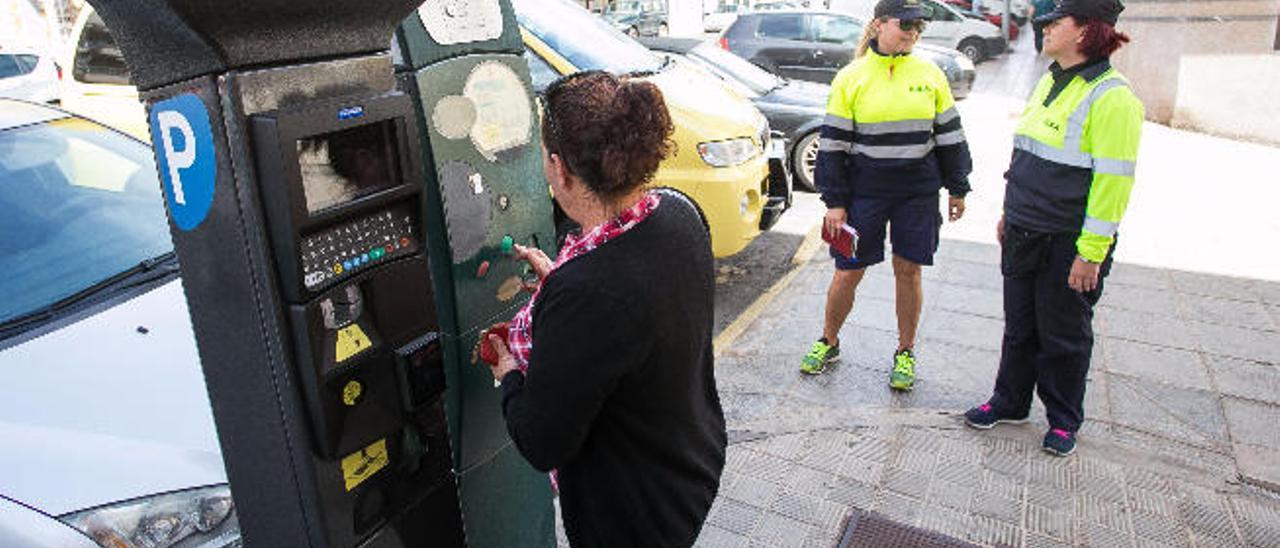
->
[658, 23, 669, 36]
[793, 131, 820, 192]
[958, 38, 985, 63]
[626, 26, 640, 37]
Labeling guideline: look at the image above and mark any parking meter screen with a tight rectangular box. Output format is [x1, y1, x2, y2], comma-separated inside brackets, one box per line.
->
[298, 120, 402, 214]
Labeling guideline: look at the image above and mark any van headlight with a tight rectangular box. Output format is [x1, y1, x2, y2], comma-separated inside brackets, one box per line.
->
[61, 485, 240, 548]
[698, 137, 759, 167]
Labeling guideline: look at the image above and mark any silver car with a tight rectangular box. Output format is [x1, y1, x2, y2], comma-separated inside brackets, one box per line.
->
[0, 51, 60, 104]
[0, 99, 240, 547]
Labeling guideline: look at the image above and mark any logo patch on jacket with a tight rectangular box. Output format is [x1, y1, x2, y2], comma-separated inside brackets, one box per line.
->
[908, 84, 934, 93]
[1043, 119, 1062, 132]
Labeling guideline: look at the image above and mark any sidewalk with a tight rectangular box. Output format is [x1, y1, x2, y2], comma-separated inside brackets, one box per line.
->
[698, 236, 1280, 547]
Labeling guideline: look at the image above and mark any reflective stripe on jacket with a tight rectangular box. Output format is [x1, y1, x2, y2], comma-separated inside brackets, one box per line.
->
[1003, 61, 1144, 263]
[815, 45, 972, 208]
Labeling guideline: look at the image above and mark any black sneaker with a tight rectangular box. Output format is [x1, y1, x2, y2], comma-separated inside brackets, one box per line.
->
[963, 402, 1029, 430]
[1042, 428, 1077, 457]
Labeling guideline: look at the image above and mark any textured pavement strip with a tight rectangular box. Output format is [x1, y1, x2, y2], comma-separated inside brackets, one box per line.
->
[697, 239, 1280, 548]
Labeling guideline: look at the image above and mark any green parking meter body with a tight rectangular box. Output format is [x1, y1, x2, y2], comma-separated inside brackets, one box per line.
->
[87, 1, 465, 545]
[393, 3, 558, 547]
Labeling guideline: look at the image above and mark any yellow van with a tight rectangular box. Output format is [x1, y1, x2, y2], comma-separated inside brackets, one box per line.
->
[61, 2, 782, 257]
[517, 0, 779, 258]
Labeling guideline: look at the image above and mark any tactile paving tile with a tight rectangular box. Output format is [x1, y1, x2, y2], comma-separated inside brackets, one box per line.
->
[737, 449, 795, 486]
[835, 509, 980, 548]
[1078, 522, 1131, 548]
[1177, 495, 1238, 540]
[753, 513, 814, 548]
[824, 477, 877, 509]
[708, 498, 764, 536]
[966, 514, 1020, 548]
[1229, 497, 1280, 548]
[1026, 503, 1073, 541]
[1131, 510, 1185, 545]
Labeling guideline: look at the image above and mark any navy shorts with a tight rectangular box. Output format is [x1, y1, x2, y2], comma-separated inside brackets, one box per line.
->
[831, 193, 942, 270]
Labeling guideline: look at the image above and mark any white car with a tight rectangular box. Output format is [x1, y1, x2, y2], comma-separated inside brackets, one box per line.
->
[828, 0, 1005, 62]
[0, 51, 60, 104]
[704, 4, 742, 32]
[0, 99, 240, 547]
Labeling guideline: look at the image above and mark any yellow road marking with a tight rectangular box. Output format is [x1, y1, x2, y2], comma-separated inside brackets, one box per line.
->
[713, 221, 823, 357]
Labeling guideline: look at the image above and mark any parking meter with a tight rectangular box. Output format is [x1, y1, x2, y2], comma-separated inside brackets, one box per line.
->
[87, 1, 468, 545]
[392, 3, 558, 547]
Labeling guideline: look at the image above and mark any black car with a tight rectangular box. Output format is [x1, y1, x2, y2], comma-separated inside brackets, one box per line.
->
[720, 10, 975, 98]
[640, 36, 829, 192]
[601, 0, 669, 37]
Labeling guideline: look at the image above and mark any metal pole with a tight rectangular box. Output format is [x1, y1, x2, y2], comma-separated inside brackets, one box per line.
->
[1002, 0, 1011, 43]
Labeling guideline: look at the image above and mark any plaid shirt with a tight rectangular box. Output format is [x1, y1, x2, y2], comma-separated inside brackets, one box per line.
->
[506, 192, 661, 371]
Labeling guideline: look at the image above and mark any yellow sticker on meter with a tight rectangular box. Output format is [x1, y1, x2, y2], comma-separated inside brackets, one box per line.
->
[335, 324, 372, 363]
[341, 380, 362, 406]
[341, 438, 389, 491]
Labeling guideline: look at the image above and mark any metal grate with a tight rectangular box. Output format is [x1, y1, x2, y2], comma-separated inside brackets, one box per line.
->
[834, 510, 983, 548]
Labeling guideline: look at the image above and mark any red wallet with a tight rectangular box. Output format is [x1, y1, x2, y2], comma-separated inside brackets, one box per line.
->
[477, 323, 510, 365]
[822, 223, 859, 260]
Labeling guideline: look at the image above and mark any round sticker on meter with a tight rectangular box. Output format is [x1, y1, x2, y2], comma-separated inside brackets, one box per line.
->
[149, 93, 217, 231]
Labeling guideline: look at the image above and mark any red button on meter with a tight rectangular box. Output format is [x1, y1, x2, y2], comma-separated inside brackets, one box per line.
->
[476, 261, 491, 278]
[399, 237, 410, 247]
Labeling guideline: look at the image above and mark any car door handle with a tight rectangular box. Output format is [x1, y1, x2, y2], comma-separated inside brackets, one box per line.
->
[814, 50, 824, 56]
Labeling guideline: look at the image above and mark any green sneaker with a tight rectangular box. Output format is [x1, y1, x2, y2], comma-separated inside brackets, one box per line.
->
[889, 349, 916, 391]
[800, 339, 839, 375]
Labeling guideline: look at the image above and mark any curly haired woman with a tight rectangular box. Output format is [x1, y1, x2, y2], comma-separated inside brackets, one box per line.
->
[484, 71, 726, 547]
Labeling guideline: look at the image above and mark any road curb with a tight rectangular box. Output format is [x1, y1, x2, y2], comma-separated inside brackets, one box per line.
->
[714, 221, 823, 357]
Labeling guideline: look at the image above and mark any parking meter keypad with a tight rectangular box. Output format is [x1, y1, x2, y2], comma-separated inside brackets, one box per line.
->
[302, 206, 419, 289]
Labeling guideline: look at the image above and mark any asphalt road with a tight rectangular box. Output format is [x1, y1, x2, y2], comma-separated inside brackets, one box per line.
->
[712, 192, 824, 337]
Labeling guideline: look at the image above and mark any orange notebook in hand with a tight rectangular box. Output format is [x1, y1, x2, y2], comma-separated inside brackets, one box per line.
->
[822, 223, 859, 260]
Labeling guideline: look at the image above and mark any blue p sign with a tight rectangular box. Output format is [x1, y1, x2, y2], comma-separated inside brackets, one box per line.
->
[149, 94, 216, 231]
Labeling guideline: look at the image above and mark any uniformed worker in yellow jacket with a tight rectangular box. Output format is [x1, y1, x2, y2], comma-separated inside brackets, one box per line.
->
[964, 0, 1143, 457]
[800, 0, 973, 391]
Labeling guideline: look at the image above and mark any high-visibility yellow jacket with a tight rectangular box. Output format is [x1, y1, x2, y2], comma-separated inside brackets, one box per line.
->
[815, 44, 972, 207]
[1004, 59, 1144, 263]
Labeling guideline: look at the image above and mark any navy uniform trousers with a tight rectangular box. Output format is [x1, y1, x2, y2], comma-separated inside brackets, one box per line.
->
[989, 224, 1113, 433]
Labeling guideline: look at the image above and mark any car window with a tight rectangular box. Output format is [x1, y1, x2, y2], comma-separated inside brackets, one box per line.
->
[73, 11, 132, 85]
[0, 115, 172, 325]
[757, 14, 806, 40]
[811, 14, 863, 44]
[515, 0, 663, 75]
[690, 42, 782, 95]
[608, 1, 643, 14]
[0, 55, 35, 79]
[923, 0, 959, 21]
[523, 49, 560, 93]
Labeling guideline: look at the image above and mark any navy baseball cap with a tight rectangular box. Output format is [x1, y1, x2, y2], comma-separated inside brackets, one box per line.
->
[874, 0, 928, 21]
[1034, 0, 1125, 26]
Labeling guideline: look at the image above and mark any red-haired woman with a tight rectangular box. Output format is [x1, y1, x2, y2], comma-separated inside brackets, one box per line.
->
[963, 0, 1143, 457]
[484, 71, 725, 547]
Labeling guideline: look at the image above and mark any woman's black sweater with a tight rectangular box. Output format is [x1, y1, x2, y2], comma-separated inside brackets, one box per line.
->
[500, 198, 727, 547]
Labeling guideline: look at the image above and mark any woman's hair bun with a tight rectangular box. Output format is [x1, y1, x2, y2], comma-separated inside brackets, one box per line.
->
[542, 72, 675, 201]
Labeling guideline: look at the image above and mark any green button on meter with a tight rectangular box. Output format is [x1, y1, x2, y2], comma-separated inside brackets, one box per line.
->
[500, 235, 514, 255]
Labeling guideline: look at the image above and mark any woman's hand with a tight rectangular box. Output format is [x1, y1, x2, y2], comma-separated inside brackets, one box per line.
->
[996, 216, 1005, 243]
[823, 207, 848, 238]
[513, 243, 553, 281]
[948, 196, 966, 222]
[485, 334, 519, 385]
[1067, 256, 1101, 293]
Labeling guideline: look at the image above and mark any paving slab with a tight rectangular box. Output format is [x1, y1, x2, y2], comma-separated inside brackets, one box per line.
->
[699, 248, 1280, 548]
